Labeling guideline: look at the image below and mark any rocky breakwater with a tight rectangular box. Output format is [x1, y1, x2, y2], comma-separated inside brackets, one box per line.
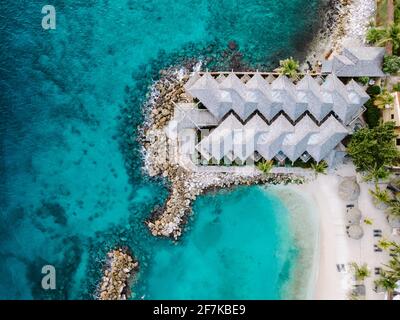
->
[146, 167, 305, 240]
[146, 69, 191, 130]
[97, 248, 139, 300]
[141, 67, 192, 177]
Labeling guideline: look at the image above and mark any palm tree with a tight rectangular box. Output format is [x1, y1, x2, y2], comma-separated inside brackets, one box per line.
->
[369, 186, 391, 206]
[373, 90, 395, 109]
[375, 272, 398, 300]
[277, 57, 299, 79]
[376, 23, 400, 54]
[378, 238, 396, 251]
[350, 262, 371, 282]
[387, 199, 400, 216]
[366, 26, 387, 45]
[257, 160, 273, 174]
[364, 165, 390, 183]
[310, 161, 328, 175]
[363, 217, 373, 225]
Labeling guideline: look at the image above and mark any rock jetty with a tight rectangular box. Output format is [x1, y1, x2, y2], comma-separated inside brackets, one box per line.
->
[147, 167, 304, 239]
[97, 248, 139, 300]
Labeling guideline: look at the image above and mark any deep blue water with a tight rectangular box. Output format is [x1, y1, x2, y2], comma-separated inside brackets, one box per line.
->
[0, 0, 325, 299]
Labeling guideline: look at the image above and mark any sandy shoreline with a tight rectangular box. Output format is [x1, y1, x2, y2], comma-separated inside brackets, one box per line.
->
[268, 186, 319, 299]
[284, 164, 399, 300]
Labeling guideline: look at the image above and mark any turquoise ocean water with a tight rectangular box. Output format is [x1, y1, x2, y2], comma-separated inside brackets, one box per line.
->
[0, 0, 325, 299]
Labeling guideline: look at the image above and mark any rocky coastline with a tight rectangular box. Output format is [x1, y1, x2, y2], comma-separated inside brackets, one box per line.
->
[303, 0, 376, 69]
[97, 248, 139, 300]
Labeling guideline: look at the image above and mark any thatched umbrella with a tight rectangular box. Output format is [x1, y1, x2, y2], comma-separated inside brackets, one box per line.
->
[353, 284, 366, 296]
[346, 208, 362, 225]
[339, 177, 360, 201]
[347, 225, 364, 239]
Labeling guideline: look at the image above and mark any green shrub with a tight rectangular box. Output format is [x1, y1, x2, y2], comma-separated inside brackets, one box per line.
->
[393, 82, 400, 92]
[366, 27, 386, 45]
[357, 76, 370, 85]
[364, 100, 381, 128]
[383, 55, 400, 74]
[367, 85, 382, 96]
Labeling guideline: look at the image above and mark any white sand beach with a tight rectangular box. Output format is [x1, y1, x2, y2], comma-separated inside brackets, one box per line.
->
[289, 164, 399, 300]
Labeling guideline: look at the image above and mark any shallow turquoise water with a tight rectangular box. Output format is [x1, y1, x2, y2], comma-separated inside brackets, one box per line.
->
[0, 0, 325, 299]
[143, 186, 297, 300]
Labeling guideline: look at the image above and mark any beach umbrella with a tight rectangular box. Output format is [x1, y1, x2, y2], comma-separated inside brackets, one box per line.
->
[338, 177, 360, 201]
[346, 208, 362, 225]
[347, 225, 364, 240]
[353, 284, 366, 297]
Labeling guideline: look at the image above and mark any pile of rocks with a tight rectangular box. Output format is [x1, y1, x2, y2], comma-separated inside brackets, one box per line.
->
[97, 248, 139, 300]
[147, 167, 305, 240]
[342, 0, 375, 44]
[141, 68, 192, 176]
[145, 69, 191, 130]
[303, 0, 358, 68]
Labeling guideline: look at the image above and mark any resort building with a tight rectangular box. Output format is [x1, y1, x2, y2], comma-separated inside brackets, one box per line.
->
[167, 71, 371, 169]
[322, 46, 386, 77]
[382, 92, 400, 149]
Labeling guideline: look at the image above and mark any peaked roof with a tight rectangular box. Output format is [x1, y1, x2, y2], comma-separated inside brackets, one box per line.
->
[246, 73, 280, 120]
[271, 75, 306, 121]
[185, 72, 369, 125]
[297, 74, 332, 121]
[307, 116, 348, 162]
[321, 46, 385, 77]
[282, 116, 319, 161]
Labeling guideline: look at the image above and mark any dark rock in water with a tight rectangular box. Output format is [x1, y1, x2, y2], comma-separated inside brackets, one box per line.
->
[36, 202, 68, 226]
[228, 40, 238, 51]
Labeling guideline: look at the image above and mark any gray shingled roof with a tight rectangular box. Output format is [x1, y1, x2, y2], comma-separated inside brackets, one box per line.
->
[194, 113, 349, 164]
[297, 74, 332, 121]
[282, 116, 319, 162]
[307, 116, 348, 162]
[321, 46, 385, 77]
[185, 72, 369, 125]
[271, 75, 306, 121]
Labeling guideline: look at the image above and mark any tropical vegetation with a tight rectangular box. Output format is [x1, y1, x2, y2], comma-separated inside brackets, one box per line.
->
[257, 160, 273, 174]
[277, 57, 299, 79]
[363, 217, 373, 225]
[375, 239, 400, 299]
[393, 82, 400, 91]
[350, 262, 371, 282]
[347, 122, 400, 181]
[357, 76, 370, 85]
[367, 23, 400, 54]
[373, 90, 395, 109]
[310, 161, 328, 175]
[369, 185, 391, 205]
[383, 54, 400, 74]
